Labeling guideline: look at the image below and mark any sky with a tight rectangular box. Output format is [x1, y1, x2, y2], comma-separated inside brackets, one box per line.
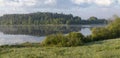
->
[0, 0, 120, 19]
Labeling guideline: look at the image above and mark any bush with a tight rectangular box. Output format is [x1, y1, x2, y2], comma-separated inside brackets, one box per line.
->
[42, 32, 85, 47]
[107, 17, 120, 38]
[66, 32, 85, 46]
[91, 17, 120, 41]
[91, 27, 111, 41]
[42, 33, 68, 47]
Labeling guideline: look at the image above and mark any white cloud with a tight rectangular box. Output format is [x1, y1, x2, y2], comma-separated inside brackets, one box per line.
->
[94, 0, 112, 6]
[44, 0, 56, 5]
[71, 0, 114, 6]
[71, 0, 92, 5]
[0, 0, 4, 6]
[0, 0, 56, 7]
[22, 0, 38, 6]
[0, 0, 57, 16]
[118, 0, 120, 4]
[0, 0, 38, 7]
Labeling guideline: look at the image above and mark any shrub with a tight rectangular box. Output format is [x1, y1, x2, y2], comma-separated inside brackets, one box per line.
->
[91, 27, 111, 41]
[91, 17, 120, 41]
[66, 32, 85, 46]
[107, 17, 120, 38]
[42, 33, 68, 47]
[42, 32, 85, 47]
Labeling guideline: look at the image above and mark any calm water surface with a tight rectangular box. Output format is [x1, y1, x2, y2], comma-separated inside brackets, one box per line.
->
[0, 25, 106, 45]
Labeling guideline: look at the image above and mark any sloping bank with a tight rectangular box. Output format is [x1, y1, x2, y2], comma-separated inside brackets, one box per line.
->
[0, 38, 120, 58]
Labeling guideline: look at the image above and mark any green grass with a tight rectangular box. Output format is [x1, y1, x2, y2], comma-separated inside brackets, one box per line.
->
[1, 38, 120, 58]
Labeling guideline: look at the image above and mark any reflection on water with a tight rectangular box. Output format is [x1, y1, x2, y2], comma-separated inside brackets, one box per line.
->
[0, 25, 105, 45]
[0, 25, 83, 36]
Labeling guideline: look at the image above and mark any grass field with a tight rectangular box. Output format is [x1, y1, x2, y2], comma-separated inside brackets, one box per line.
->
[0, 38, 120, 58]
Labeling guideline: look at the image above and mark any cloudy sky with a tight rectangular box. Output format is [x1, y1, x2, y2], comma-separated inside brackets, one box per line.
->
[0, 0, 120, 19]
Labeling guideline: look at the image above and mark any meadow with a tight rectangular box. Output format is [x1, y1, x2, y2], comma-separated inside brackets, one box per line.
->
[0, 38, 120, 58]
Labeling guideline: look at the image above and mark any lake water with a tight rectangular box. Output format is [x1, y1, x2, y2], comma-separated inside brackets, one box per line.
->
[0, 25, 106, 45]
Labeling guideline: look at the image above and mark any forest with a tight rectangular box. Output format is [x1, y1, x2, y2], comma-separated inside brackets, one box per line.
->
[0, 12, 107, 25]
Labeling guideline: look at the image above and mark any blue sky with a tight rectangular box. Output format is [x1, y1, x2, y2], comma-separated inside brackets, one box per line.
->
[0, 0, 120, 19]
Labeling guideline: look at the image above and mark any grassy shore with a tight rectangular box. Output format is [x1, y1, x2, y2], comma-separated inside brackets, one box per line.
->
[0, 38, 120, 58]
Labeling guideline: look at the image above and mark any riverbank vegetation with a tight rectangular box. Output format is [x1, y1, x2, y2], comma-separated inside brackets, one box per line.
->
[42, 32, 85, 47]
[41, 16, 120, 47]
[91, 16, 120, 41]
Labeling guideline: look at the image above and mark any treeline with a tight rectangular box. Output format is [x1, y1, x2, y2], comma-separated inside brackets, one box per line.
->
[0, 12, 107, 25]
[41, 16, 120, 47]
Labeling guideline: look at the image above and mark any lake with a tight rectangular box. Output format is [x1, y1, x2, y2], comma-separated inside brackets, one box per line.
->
[0, 25, 106, 45]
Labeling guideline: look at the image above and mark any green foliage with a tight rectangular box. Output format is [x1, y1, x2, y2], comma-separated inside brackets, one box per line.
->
[91, 27, 111, 41]
[66, 32, 84, 46]
[0, 12, 82, 25]
[107, 17, 120, 38]
[91, 17, 120, 41]
[0, 12, 107, 25]
[42, 33, 68, 47]
[42, 32, 85, 47]
[89, 16, 98, 21]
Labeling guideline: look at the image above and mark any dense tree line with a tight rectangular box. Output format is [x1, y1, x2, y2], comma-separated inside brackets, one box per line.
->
[0, 12, 107, 25]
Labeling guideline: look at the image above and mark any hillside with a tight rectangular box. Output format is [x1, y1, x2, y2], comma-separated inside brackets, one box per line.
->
[0, 38, 120, 58]
[0, 12, 107, 25]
